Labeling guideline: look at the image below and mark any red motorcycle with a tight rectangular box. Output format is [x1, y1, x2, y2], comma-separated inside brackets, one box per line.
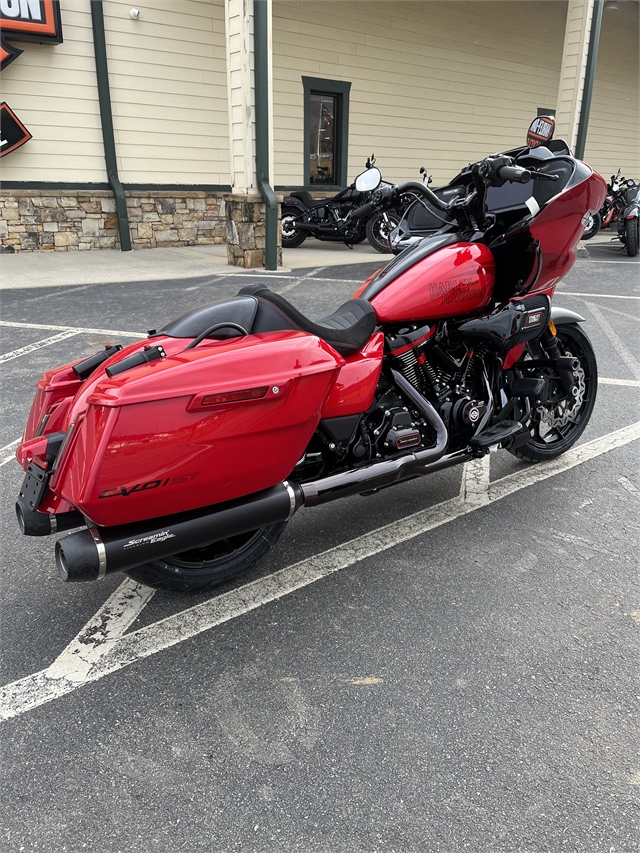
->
[15, 122, 606, 592]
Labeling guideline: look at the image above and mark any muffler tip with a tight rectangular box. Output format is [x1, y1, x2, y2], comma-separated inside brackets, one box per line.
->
[15, 500, 26, 535]
[55, 541, 70, 581]
[55, 530, 102, 582]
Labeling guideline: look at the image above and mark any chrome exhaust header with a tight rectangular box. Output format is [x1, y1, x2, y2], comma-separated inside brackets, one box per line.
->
[301, 370, 449, 506]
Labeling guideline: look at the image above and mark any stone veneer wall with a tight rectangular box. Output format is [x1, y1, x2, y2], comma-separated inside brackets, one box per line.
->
[225, 193, 283, 268]
[0, 189, 282, 267]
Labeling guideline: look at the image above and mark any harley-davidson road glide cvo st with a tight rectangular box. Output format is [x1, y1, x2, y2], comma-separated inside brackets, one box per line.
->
[15, 123, 605, 592]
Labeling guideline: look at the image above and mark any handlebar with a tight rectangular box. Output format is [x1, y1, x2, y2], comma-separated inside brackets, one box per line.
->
[496, 164, 531, 184]
[348, 155, 559, 227]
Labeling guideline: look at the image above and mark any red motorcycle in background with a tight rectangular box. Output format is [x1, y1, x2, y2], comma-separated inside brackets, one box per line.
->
[15, 120, 606, 592]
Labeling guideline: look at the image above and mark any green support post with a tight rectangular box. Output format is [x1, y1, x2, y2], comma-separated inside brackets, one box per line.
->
[91, 1, 131, 251]
[575, 0, 604, 161]
[253, 0, 278, 270]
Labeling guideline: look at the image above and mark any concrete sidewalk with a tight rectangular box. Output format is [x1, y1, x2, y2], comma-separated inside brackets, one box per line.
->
[0, 231, 617, 291]
[0, 239, 387, 290]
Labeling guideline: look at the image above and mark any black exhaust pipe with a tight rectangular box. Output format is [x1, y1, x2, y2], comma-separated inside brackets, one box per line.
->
[16, 499, 84, 536]
[56, 481, 303, 582]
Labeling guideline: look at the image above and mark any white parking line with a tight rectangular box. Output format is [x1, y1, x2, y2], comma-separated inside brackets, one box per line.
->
[599, 377, 640, 387]
[558, 291, 640, 300]
[46, 581, 156, 683]
[0, 330, 81, 364]
[278, 267, 328, 295]
[598, 304, 640, 323]
[586, 302, 640, 381]
[0, 438, 22, 468]
[1, 419, 638, 722]
[0, 320, 143, 338]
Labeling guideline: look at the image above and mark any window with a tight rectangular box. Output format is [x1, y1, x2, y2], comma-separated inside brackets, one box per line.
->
[302, 77, 350, 188]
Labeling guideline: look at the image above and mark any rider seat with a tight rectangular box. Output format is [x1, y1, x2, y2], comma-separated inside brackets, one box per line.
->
[289, 191, 328, 209]
[237, 284, 377, 356]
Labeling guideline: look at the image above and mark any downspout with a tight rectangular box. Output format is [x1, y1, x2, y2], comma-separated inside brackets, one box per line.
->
[575, 0, 604, 160]
[90, 0, 131, 251]
[253, 0, 278, 270]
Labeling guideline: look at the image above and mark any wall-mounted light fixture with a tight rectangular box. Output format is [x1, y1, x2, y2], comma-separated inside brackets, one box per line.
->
[130, 9, 140, 19]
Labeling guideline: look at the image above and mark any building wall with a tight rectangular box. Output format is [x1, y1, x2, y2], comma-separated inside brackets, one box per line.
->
[272, 0, 568, 188]
[1, 0, 231, 187]
[584, 0, 640, 179]
[0, 1, 106, 183]
[102, 0, 230, 185]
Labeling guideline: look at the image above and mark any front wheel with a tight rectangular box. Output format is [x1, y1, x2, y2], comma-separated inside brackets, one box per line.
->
[582, 211, 601, 240]
[366, 211, 401, 253]
[124, 522, 287, 592]
[508, 323, 597, 463]
[281, 207, 307, 248]
[624, 217, 639, 257]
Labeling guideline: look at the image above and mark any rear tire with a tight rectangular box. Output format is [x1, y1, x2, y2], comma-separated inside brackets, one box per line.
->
[124, 522, 287, 592]
[625, 218, 639, 257]
[366, 212, 401, 253]
[281, 207, 307, 248]
[582, 211, 601, 240]
[508, 323, 597, 463]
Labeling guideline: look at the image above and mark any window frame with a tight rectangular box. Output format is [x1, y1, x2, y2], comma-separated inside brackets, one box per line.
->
[302, 76, 351, 190]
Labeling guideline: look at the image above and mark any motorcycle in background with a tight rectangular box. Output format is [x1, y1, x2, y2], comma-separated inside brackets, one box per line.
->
[15, 117, 606, 594]
[280, 155, 379, 248]
[582, 169, 624, 239]
[618, 178, 639, 257]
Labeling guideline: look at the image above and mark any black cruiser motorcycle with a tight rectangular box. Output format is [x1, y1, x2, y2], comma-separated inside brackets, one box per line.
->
[281, 156, 382, 248]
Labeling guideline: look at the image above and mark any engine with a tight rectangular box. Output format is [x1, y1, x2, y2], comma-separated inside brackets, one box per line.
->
[386, 322, 489, 442]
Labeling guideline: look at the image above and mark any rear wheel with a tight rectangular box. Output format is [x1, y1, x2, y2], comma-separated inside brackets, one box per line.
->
[508, 323, 597, 463]
[581, 211, 601, 240]
[625, 218, 639, 257]
[124, 522, 287, 592]
[366, 212, 401, 253]
[281, 207, 307, 248]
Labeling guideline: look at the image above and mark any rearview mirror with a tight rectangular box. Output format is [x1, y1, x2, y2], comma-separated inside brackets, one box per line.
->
[526, 116, 555, 149]
[355, 167, 381, 192]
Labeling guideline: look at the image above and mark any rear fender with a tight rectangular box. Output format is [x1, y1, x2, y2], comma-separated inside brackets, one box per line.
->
[283, 198, 308, 215]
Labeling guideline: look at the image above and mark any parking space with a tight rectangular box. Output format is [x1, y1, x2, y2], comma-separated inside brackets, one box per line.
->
[1, 246, 639, 852]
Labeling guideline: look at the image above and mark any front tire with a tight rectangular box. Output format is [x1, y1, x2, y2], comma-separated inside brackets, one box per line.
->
[582, 211, 601, 240]
[281, 208, 307, 248]
[124, 522, 287, 592]
[366, 212, 401, 253]
[508, 323, 597, 463]
[624, 218, 639, 257]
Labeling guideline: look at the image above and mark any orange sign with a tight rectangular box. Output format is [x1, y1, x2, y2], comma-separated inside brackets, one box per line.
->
[1, 0, 63, 71]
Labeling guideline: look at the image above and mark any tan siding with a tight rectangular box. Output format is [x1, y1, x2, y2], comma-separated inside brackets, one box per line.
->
[585, 1, 639, 179]
[273, 0, 568, 187]
[102, 0, 230, 184]
[0, 0, 106, 183]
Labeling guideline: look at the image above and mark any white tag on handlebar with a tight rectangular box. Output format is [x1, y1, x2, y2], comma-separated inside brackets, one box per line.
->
[525, 196, 540, 216]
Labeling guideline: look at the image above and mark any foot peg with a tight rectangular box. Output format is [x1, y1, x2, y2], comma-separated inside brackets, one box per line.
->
[469, 420, 523, 450]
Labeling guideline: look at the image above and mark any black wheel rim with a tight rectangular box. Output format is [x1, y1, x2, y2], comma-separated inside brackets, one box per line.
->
[526, 330, 595, 451]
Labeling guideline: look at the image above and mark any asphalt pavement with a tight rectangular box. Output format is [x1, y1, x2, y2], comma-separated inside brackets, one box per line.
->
[0, 233, 639, 853]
